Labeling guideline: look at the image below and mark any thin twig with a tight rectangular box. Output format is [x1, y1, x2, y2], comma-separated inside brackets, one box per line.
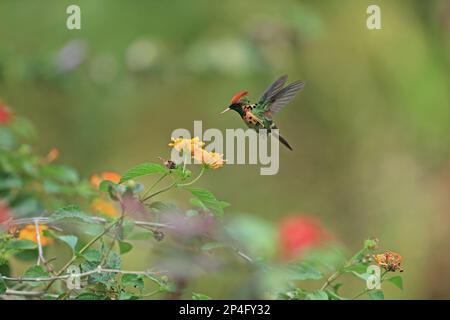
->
[3, 289, 47, 297]
[10, 216, 174, 230]
[43, 219, 122, 291]
[1, 266, 166, 283]
[34, 220, 44, 266]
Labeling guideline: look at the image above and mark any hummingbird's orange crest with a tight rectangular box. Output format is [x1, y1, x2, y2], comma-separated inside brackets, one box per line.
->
[230, 91, 248, 104]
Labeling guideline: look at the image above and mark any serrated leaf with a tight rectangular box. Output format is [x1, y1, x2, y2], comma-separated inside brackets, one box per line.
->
[25, 265, 49, 278]
[343, 264, 368, 273]
[121, 274, 144, 291]
[57, 235, 78, 252]
[6, 239, 37, 251]
[119, 241, 133, 255]
[186, 188, 230, 217]
[49, 207, 96, 224]
[305, 290, 328, 300]
[192, 292, 212, 300]
[81, 249, 102, 263]
[24, 265, 50, 287]
[368, 290, 384, 300]
[0, 277, 7, 294]
[120, 163, 168, 183]
[287, 262, 323, 281]
[75, 293, 105, 300]
[326, 289, 346, 300]
[386, 276, 403, 290]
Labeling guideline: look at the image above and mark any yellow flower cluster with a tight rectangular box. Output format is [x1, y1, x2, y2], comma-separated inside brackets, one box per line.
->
[169, 137, 205, 154]
[169, 137, 225, 170]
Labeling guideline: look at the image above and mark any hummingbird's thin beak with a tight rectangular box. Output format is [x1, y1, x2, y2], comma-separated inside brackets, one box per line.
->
[220, 108, 230, 115]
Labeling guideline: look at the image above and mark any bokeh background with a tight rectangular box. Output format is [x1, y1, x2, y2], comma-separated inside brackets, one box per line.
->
[1, 0, 450, 299]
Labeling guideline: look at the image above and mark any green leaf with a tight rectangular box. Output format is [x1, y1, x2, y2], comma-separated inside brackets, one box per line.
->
[119, 241, 133, 255]
[305, 290, 329, 300]
[49, 207, 96, 224]
[386, 276, 403, 290]
[190, 198, 207, 211]
[287, 262, 323, 281]
[278, 288, 307, 300]
[119, 291, 139, 300]
[149, 201, 179, 213]
[192, 292, 212, 300]
[75, 292, 106, 300]
[343, 264, 368, 274]
[186, 188, 230, 217]
[352, 271, 370, 281]
[120, 163, 168, 183]
[368, 290, 384, 300]
[24, 265, 49, 278]
[81, 249, 102, 263]
[325, 289, 346, 300]
[201, 242, 228, 251]
[6, 240, 37, 251]
[121, 274, 144, 291]
[41, 165, 79, 184]
[57, 235, 78, 252]
[99, 180, 115, 193]
[0, 277, 7, 294]
[127, 230, 153, 240]
[24, 265, 50, 287]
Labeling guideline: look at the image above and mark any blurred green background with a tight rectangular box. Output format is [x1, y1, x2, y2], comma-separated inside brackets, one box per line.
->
[1, 0, 450, 299]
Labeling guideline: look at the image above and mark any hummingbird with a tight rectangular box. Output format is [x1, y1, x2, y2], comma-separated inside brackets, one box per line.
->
[220, 75, 305, 150]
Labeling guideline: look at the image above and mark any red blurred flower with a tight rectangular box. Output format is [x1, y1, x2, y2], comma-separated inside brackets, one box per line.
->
[278, 215, 328, 260]
[0, 103, 13, 125]
[0, 201, 12, 226]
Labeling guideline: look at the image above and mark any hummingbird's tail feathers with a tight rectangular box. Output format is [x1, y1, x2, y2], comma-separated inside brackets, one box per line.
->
[272, 131, 293, 151]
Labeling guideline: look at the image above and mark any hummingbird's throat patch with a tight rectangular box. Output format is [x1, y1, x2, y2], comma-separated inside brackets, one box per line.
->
[170, 121, 280, 176]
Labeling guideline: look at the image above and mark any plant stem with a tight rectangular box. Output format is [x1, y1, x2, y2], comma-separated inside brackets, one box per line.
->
[44, 218, 122, 292]
[140, 173, 168, 200]
[142, 167, 206, 202]
[320, 247, 367, 291]
[142, 181, 178, 202]
[177, 166, 205, 187]
[351, 289, 370, 300]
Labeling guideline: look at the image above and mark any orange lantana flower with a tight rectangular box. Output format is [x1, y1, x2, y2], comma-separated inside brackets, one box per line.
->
[46, 148, 60, 163]
[18, 224, 53, 246]
[194, 149, 226, 169]
[90, 171, 122, 188]
[373, 251, 404, 272]
[91, 198, 119, 217]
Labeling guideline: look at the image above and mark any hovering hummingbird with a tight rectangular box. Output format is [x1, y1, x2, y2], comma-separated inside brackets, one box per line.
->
[220, 75, 305, 150]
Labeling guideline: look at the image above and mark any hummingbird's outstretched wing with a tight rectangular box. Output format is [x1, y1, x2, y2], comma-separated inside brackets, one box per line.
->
[263, 80, 305, 119]
[258, 75, 288, 103]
